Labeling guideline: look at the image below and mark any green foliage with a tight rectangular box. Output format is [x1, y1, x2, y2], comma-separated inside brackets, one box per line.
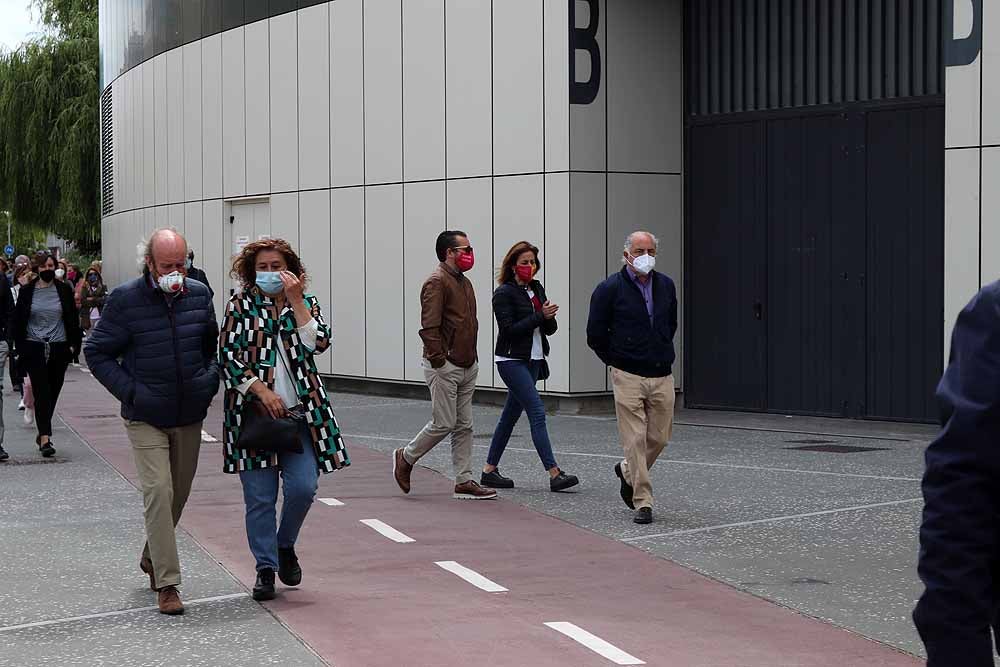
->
[0, 0, 99, 252]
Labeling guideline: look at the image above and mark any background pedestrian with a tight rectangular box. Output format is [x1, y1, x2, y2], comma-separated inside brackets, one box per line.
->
[482, 241, 578, 492]
[587, 232, 678, 525]
[392, 230, 496, 500]
[11, 251, 82, 458]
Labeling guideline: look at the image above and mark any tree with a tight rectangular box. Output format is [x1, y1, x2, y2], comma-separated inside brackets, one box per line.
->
[0, 0, 99, 253]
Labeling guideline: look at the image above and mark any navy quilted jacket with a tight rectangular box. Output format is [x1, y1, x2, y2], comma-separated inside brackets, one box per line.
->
[84, 275, 220, 428]
[914, 281, 1000, 666]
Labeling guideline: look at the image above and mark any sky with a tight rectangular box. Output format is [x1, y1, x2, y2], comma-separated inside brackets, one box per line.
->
[0, 1, 43, 52]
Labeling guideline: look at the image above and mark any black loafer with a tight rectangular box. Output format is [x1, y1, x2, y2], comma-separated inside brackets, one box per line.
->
[481, 469, 515, 489]
[0, 446, 8, 462]
[634, 507, 653, 524]
[614, 463, 635, 509]
[550, 471, 579, 492]
[277, 547, 302, 587]
[253, 568, 276, 601]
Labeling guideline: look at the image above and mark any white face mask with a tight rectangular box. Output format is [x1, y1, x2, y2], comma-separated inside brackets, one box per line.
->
[157, 271, 185, 294]
[55, 268, 65, 279]
[630, 252, 656, 275]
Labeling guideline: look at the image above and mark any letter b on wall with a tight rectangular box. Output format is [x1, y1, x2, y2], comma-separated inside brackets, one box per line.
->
[570, 0, 600, 105]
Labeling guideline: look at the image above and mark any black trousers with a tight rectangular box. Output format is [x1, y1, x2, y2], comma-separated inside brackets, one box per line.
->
[21, 342, 70, 438]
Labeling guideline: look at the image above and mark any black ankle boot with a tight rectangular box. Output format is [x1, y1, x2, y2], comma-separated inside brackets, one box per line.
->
[253, 568, 276, 601]
[277, 547, 302, 586]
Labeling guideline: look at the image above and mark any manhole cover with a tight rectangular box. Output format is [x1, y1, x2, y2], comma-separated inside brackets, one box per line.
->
[785, 444, 890, 453]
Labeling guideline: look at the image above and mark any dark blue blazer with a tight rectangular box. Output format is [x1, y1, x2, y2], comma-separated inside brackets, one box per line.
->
[914, 280, 1000, 666]
[84, 275, 220, 428]
[586, 267, 677, 378]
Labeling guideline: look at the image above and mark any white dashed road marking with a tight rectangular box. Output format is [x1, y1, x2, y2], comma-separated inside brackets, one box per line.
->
[544, 622, 645, 665]
[201, 431, 218, 443]
[434, 561, 508, 593]
[360, 519, 415, 543]
[319, 498, 345, 506]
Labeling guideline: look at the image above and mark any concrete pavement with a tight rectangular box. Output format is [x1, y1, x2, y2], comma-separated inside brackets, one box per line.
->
[0, 365, 932, 665]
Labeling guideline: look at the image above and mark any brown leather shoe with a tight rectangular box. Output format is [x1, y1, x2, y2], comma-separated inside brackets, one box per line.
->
[453, 480, 497, 500]
[393, 448, 412, 494]
[140, 556, 156, 591]
[157, 586, 184, 615]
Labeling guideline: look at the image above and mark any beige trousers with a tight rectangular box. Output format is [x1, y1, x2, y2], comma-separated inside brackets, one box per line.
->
[125, 420, 203, 589]
[609, 369, 675, 510]
[404, 360, 478, 485]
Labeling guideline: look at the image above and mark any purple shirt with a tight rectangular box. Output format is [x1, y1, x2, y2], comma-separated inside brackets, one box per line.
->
[626, 266, 654, 323]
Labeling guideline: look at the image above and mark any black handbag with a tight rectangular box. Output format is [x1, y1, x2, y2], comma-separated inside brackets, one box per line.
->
[237, 402, 305, 454]
[236, 346, 306, 454]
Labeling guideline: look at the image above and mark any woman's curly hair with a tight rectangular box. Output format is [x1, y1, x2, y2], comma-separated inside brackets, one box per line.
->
[230, 238, 309, 290]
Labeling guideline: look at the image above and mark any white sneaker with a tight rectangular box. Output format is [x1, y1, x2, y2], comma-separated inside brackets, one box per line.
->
[17, 399, 24, 411]
[23, 408, 33, 425]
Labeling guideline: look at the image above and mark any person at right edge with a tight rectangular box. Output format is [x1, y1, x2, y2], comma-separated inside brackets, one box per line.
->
[587, 231, 677, 525]
[913, 282, 1000, 666]
[392, 230, 496, 500]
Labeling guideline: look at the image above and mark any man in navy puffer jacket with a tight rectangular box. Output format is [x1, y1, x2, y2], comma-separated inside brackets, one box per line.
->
[85, 229, 219, 616]
[914, 281, 1000, 666]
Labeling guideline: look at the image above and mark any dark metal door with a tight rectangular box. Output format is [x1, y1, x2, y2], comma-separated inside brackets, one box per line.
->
[765, 113, 867, 416]
[686, 121, 767, 410]
[865, 106, 945, 421]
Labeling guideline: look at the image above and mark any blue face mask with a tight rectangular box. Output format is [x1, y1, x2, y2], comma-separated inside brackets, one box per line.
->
[255, 271, 284, 295]
[185, 258, 192, 270]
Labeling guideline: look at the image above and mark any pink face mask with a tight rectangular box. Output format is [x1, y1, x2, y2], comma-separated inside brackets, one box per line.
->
[455, 250, 475, 272]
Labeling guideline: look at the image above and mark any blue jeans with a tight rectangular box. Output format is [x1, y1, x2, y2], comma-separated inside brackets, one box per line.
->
[487, 360, 558, 471]
[239, 424, 319, 571]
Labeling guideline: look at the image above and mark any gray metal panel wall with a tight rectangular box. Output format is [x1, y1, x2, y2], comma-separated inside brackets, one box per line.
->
[688, 0, 943, 116]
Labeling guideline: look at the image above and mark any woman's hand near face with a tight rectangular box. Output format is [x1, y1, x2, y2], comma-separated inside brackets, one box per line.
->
[280, 271, 305, 302]
[541, 301, 559, 319]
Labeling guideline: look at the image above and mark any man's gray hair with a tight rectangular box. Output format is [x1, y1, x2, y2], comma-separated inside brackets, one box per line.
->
[622, 231, 660, 264]
[137, 227, 186, 271]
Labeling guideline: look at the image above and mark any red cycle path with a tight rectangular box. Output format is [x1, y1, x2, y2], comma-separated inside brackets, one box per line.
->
[60, 369, 919, 667]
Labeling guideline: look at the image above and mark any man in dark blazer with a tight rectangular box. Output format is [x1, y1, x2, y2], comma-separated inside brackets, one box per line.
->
[914, 282, 1000, 666]
[587, 231, 678, 525]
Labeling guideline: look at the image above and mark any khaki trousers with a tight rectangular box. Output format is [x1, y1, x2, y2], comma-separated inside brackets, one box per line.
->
[609, 369, 675, 510]
[404, 360, 478, 485]
[125, 420, 203, 589]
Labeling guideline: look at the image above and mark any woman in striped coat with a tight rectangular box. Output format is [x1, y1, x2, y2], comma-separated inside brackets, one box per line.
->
[219, 238, 349, 602]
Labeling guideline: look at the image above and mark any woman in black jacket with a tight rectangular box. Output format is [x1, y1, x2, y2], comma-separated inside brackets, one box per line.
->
[481, 241, 578, 492]
[12, 252, 83, 457]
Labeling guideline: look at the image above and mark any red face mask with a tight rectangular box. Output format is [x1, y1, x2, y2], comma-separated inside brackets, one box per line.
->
[515, 264, 535, 283]
[455, 250, 475, 272]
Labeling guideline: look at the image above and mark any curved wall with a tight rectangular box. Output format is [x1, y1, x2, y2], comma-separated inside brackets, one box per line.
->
[99, 0, 685, 394]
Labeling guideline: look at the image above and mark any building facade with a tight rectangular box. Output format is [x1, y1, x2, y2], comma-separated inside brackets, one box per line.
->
[98, 0, 984, 422]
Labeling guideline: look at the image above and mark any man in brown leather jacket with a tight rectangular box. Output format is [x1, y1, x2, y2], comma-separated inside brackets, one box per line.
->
[392, 230, 496, 499]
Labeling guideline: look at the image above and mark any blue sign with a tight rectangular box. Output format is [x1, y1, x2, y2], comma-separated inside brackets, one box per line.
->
[4, 245, 13, 256]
